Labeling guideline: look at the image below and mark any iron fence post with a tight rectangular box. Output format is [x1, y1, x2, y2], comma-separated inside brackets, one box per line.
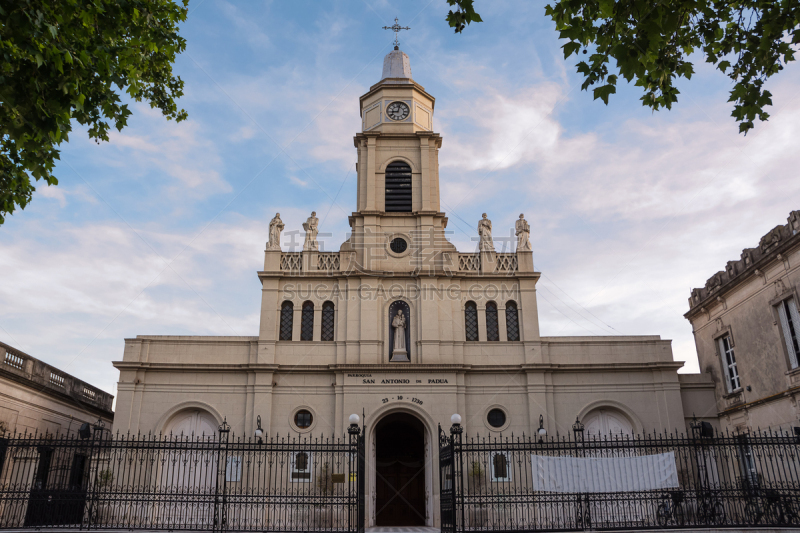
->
[85, 419, 105, 530]
[215, 419, 230, 533]
[451, 421, 464, 533]
[347, 419, 364, 533]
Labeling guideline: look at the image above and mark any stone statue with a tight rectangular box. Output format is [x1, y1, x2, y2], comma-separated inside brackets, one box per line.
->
[515, 213, 532, 251]
[478, 213, 494, 252]
[302, 211, 319, 251]
[391, 310, 408, 361]
[267, 213, 284, 250]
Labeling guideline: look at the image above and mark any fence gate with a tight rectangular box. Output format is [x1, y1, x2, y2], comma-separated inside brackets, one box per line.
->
[438, 424, 459, 533]
[0, 420, 366, 532]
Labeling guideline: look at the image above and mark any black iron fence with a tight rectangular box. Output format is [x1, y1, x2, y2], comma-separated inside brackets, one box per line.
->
[0, 420, 365, 532]
[439, 420, 800, 531]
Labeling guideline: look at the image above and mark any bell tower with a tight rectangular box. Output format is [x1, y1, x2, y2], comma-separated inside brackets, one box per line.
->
[345, 47, 454, 273]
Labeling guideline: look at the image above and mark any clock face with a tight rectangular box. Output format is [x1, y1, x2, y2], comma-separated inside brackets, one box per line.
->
[386, 101, 410, 121]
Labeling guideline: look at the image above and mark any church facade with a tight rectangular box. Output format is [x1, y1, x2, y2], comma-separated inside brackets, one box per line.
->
[112, 48, 713, 528]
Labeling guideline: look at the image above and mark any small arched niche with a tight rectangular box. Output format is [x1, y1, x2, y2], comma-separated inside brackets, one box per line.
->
[388, 300, 411, 362]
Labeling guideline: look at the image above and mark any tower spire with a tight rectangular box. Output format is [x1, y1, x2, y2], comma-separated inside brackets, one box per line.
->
[382, 17, 410, 50]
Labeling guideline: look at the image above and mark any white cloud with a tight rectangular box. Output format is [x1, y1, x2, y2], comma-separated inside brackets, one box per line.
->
[37, 185, 67, 207]
[290, 176, 311, 188]
[104, 110, 231, 197]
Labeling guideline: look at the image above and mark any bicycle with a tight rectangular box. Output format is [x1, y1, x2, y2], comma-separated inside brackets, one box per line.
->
[744, 490, 799, 525]
[656, 492, 685, 527]
[696, 491, 725, 525]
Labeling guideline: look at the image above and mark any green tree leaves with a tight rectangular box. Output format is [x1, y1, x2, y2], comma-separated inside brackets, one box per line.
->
[446, 0, 482, 34]
[0, 0, 189, 225]
[447, 0, 800, 135]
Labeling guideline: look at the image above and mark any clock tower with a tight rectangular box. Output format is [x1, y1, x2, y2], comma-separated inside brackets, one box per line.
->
[346, 47, 455, 273]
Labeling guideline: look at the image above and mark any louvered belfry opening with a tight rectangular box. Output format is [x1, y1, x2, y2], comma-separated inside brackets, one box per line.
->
[384, 161, 412, 212]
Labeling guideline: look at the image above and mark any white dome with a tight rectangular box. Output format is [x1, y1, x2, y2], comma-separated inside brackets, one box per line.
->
[381, 49, 412, 82]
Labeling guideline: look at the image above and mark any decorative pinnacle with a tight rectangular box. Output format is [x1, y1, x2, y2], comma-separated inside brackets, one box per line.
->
[382, 17, 410, 49]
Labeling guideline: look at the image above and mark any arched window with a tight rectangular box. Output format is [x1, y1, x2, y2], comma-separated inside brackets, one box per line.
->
[506, 300, 520, 341]
[384, 161, 412, 212]
[321, 301, 335, 341]
[300, 301, 314, 341]
[279, 301, 294, 341]
[465, 301, 479, 342]
[486, 301, 499, 341]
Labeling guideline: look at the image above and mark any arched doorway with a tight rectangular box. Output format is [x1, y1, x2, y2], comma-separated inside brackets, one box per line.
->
[375, 413, 426, 526]
[159, 409, 219, 527]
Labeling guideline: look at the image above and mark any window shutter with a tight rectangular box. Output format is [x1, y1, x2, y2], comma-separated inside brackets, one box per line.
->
[718, 337, 732, 392]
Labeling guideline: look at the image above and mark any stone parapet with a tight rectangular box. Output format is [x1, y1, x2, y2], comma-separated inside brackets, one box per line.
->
[0, 341, 114, 415]
[686, 210, 800, 316]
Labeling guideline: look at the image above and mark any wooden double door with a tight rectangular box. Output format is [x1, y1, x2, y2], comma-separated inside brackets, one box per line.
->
[375, 413, 426, 526]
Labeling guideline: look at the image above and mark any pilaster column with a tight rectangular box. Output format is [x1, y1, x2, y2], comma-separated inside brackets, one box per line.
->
[419, 135, 431, 211]
[365, 135, 378, 211]
[498, 304, 508, 342]
[477, 303, 487, 343]
[313, 306, 322, 342]
[292, 305, 302, 341]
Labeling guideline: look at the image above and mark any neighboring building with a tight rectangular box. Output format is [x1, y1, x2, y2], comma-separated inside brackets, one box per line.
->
[113, 47, 712, 528]
[685, 210, 800, 434]
[0, 341, 114, 436]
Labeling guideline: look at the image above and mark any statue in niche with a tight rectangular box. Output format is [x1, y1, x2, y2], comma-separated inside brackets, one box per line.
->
[478, 213, 494, 252]
[515, 213, 532, 251]
[267, 213, 284, 250]
[302, 211, 319, 251]
[390, 309, 409, 362]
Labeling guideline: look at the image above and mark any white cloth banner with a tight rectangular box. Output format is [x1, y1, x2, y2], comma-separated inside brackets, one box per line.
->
[531, 452, 679, 493]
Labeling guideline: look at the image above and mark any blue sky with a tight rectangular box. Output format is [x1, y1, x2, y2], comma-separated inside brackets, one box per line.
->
[2, 0, 800, 400]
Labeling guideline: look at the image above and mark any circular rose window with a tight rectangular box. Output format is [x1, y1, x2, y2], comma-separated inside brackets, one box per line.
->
[390, 237, 408, 254]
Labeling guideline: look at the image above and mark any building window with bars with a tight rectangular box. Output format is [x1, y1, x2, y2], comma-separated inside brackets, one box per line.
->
[290, 451, 313, 482]
[506, 300, 520, 341]
[465, 301, 478, 342]
[486, 301, 499, 342]
[491, 451, 511, 482]
[384, 161, 412, 212]
[321, 301, 335, 341]
[718, 334, 740, 392]
[778, 297, 800, 369]
[279, 301, 294, 341]
[300, 301, 314, 341]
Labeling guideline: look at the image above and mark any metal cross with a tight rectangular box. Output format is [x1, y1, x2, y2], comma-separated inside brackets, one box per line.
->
[383, 17, 410, 49]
